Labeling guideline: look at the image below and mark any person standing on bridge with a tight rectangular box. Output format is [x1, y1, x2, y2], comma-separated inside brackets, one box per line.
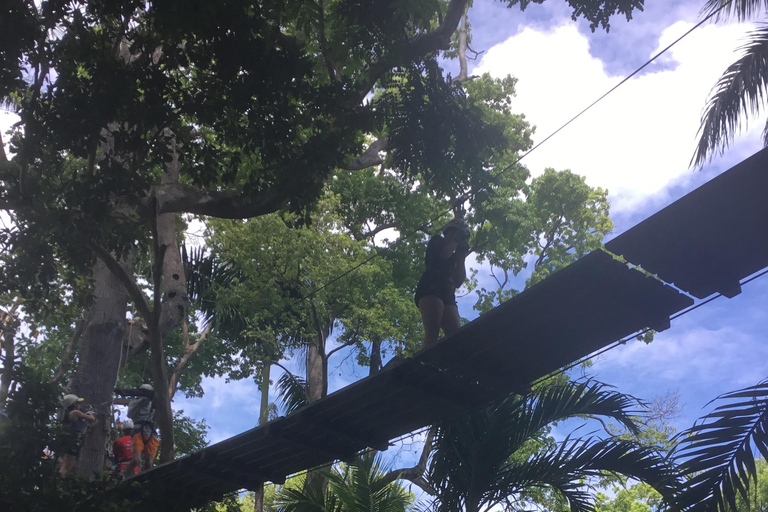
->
[415, 217, 471, 349]
[114, 384, 158, 476]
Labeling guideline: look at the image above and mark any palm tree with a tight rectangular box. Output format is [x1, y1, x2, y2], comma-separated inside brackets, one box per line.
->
[427, 381, 681, 512]
[668, 379, 768, 512]
[692, 0, 768, 167]
[275, 452, 412, 512]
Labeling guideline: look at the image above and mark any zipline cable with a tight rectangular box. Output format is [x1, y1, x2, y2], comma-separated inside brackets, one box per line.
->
[302, 0, 733, 301]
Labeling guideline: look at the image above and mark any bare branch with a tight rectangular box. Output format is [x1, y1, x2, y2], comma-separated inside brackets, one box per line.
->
[154, 182, 288, 219]
[52, 317, 87, 383]
[360, 0, 469, 95]
[340, 138, 388, 170]
[376, 427, 436, 494]
[451, 6, 470, 86]
[169, 321, 212, 399]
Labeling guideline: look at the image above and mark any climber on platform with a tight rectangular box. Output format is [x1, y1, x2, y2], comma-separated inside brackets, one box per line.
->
[111, 419, 138, 478]
[57, 394, 97, 476]
[414, 216, 471, 349]
[114, 384, 158, 476]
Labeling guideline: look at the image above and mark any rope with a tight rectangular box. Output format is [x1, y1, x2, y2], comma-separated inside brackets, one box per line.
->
[302, 0, 734, 301]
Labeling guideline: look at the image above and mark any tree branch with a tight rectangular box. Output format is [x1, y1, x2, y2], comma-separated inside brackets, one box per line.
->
[169, 321, 212, 399]
[52, 317, 87, 383]
[451, 6, 470, 86]
[154, 182, 288, 218]
[340, 138, 388, 170]
[316, 0, 338, 82]
[359, 0, 469, 95]
[376, 427, 436, 494]
[89, 242, 151, 321]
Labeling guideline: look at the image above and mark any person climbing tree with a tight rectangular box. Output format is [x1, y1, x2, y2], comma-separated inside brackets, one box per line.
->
[114, 384, 158, 476]
[57, 394, 96, 476]
[414, 217, 471, 348]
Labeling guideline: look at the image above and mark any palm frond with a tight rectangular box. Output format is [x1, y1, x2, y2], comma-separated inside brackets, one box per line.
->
[669, 380, 768, 512]
[702, 0, 768, 22]
[429, 381, 651, 512]
[691, 25, 768, 168]
[493, 438, 680, 512]
[276, 472, 341, 512]
[182, 244, 244, 331]
[275, 454, 410, 512]
[276, 370, 309, 415]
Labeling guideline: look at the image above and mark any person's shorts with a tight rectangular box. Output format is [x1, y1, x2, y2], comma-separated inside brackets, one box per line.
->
[415, 274, 456, 306]
[59, 432, 84, 458]
[132, 433, 159, 458]
[117, 461, 140, 473]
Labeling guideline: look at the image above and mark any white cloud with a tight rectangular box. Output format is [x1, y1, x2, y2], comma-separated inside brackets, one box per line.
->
[475, 20, 765, 212]
[598, 323, 768, 390]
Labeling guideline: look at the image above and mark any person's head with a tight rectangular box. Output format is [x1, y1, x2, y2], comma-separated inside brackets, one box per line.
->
[121, 419, 134, 435]
[60, 394, 84, 410]
[139, 383, 153, 392]
[441, 218, 470, 242]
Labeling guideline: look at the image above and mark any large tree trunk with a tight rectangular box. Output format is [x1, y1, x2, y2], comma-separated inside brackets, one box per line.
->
[70, 257, 131, 478]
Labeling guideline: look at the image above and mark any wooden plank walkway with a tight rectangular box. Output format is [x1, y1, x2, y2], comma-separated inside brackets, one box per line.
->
[606, 147, 768, 299]
[130, 250, 692, 508]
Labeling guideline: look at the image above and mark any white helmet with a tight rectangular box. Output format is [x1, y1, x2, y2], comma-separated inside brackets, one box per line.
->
[122, 419, 134, 430]
[60, 394, 84, 409]
[139, 384, 153, 391]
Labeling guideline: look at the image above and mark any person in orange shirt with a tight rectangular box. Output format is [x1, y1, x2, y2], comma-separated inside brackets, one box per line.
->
[114, 384, 158, 476]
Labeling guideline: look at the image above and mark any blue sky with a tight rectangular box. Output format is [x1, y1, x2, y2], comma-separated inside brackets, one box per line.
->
[3, 0, 765, 476]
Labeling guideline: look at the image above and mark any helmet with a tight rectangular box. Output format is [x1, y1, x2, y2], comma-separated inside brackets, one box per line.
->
[441, 218, 471, 240]
[60, 394, 84, 409]
[122, 419, 134, 430]
[139, 384, 153, 391]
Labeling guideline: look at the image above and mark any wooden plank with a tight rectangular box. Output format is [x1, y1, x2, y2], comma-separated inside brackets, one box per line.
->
[125, 249, 692, 509]
[606, 146, 768, 298]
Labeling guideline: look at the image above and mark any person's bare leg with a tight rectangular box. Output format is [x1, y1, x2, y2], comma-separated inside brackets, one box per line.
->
[441, 304, 461, 337]
[145, 451, 154, 470]
[124, 450, 140, 477]
[59, 454, 75, 476]
[418, 296, 445, 349]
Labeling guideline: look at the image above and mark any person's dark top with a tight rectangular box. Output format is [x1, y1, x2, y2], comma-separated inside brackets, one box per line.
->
[67, 413, 88, 436]
[414, 235, 467, 306]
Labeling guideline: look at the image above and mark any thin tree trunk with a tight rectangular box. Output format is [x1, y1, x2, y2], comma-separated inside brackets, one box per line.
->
[70, 257, 132, 477]
[369, 337, 382, 376]
[305, 309, 329, 491]
[148, 128, 189, 463]
[253, 360, 271, 512]
[0, 304, 20, 408]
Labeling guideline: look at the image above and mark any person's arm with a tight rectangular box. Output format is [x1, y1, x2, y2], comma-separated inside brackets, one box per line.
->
[70, 409, 97, 423]
[114, 387, 153, 398]
[451, 242, 469, 285]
